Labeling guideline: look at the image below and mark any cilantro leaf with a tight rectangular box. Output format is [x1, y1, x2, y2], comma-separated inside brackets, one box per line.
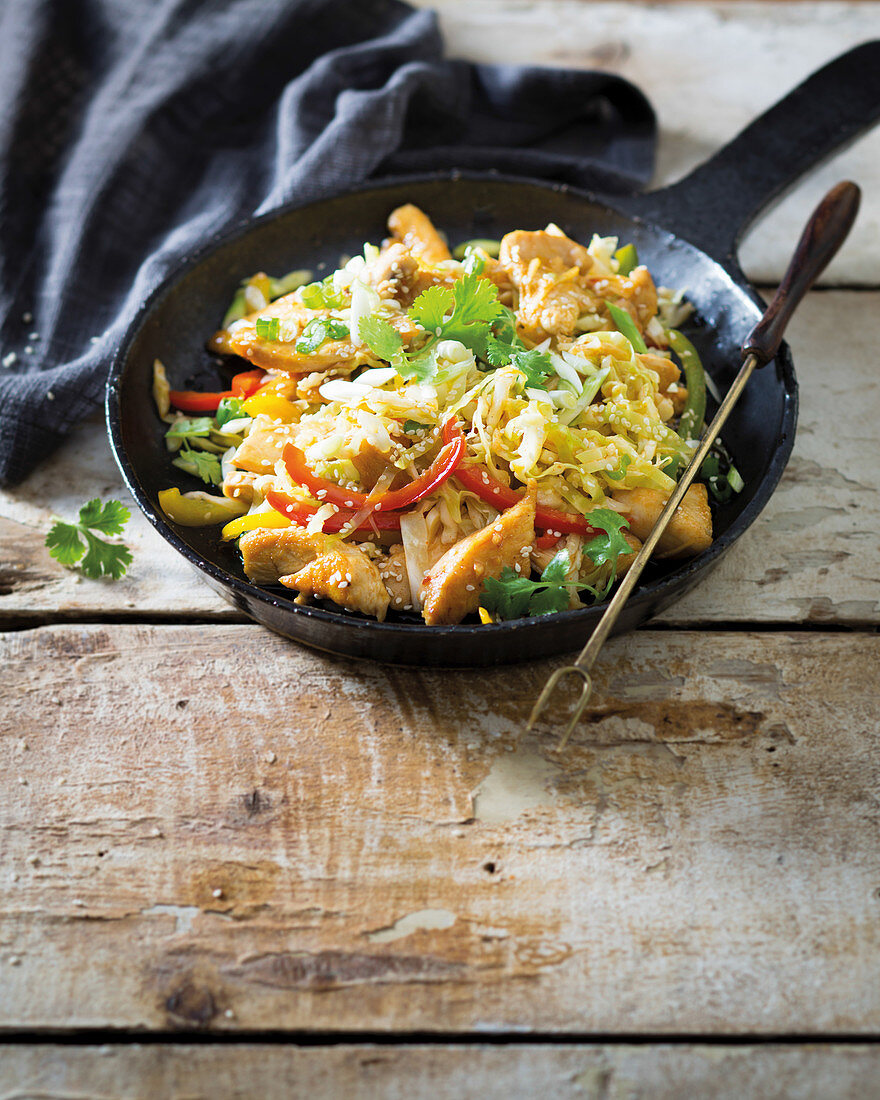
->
[215, 397, 244, 427]
[443, 273, 503, 337]
[76, 498, 131, 536]
[255, 316, 280, 341]
[165, 417, 213, 447]
[45, 522, 87, 566]
[481, 567, 535, 621]
[492, 306, 521, 347]
[511, 348, 554, 390]
[45, 498, 132, 580]
[172, 446, 223, 486]
[81, 532, 132, 581]
[407, 286, 454, 334]
[584, 508, 632, 570]
[295, 317, 349, 354]
[359, 315, 404, 362]
[480, 550, 576, 621]
[403, 420, 431, 433]
[529, 584, 571, 617]
[605, 454, 632, 482]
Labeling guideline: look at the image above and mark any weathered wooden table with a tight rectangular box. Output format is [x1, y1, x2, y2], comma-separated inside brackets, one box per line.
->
[3, 3, 879, 1095]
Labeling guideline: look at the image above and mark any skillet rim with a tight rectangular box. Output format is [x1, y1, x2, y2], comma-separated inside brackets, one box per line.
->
[105, 169, 798, 654]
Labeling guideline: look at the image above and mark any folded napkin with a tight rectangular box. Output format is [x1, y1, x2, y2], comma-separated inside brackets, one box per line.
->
[0, 0, 655, 486]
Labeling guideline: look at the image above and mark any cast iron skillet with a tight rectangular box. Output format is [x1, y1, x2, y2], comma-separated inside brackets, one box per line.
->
[107, 42, 880, 667]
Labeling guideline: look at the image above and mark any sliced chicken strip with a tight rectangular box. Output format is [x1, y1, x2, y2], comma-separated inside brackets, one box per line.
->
[499, 228, 596, 344]
[421, 492, 536, 625]
[239, 525, 326, 584]
[387, 204, 451, 265]
[281, 543, 390, 621]
[613, 485, 712, 559]
[376, 544, 414, 613]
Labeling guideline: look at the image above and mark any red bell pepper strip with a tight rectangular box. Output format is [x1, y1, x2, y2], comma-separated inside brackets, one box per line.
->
[169, 369, 266, 413]
[281, 420, 465, 512]
[441, 418, 601, 538]
[265, 490, 403, 533]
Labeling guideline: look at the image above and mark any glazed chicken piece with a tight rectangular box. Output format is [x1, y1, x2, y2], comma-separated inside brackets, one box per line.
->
[376, 543, 414, 612]
[240, 525, 390, 619]
[365, 241, 460, 309]
[209, 298, 366, 373]
[498, 227, 596, 344]
[239, 525, 324, 583]
[421, 493, 536, 625]
[612, 484, 712, 559]
[230, 414, 292, 475]
[387, 204, 452, 266]
[209, 294, 420, 373]
[281, 543, 390, 621]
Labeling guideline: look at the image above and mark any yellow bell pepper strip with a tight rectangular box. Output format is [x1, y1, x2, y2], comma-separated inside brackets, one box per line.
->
[241, 392, 299, 422]
[158, 488, 248, 527]
[221, 510, 291, 541]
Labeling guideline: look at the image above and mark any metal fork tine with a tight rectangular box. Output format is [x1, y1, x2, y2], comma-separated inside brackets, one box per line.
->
[526, 664, 593, 745]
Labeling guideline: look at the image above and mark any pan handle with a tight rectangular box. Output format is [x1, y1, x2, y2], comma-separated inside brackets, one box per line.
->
[618, 40, 880, 267]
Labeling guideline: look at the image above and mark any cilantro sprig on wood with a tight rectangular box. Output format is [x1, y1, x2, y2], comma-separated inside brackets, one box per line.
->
[46, 499, 132, 580]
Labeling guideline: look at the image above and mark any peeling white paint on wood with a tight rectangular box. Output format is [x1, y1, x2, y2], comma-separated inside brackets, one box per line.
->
[2, 625, 879, 1033]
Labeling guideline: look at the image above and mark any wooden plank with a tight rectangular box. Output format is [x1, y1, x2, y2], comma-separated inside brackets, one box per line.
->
[419, 0, 880, 286]
[3, 1044, 880, 1099]
[2, 624, 879, 1034]
[2, 291, 877, 626]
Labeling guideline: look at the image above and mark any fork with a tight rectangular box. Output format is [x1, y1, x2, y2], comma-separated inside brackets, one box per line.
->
[527, 181, 861, 748]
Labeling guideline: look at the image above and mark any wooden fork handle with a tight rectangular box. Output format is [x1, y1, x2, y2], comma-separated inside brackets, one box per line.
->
[744, 180, 861, 366]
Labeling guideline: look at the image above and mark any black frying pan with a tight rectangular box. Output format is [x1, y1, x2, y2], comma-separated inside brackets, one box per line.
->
[107, 42, 880, 667]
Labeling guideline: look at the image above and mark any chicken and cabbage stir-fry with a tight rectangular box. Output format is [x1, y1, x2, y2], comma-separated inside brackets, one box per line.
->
[154, 204, 742, 625]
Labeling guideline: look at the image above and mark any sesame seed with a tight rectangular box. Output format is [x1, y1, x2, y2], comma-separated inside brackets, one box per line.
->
[212, 888, 223, 899]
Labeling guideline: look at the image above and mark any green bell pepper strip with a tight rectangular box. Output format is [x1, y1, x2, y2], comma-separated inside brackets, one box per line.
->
[666, 327, 707, 443]
[614, 243, 638, 276]
[605, 300, 647, 353]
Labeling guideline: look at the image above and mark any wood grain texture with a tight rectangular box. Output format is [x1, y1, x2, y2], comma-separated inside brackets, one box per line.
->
[3, 1044, 880, 1099]
[417, 0, 880, 286]
[2, 625, 879, 1034]
[2, 291, 877, 626]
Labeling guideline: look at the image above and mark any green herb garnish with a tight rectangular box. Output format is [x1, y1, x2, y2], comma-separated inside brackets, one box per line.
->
[605, 454, 632, 482]
[215, 398, 245, 427]
[300, 275, 345, 310]
[295, 318, 350, 354]
[46, 499, 132, 581]
[172, 446, 223, 486]
[255, 316, 280, 341]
